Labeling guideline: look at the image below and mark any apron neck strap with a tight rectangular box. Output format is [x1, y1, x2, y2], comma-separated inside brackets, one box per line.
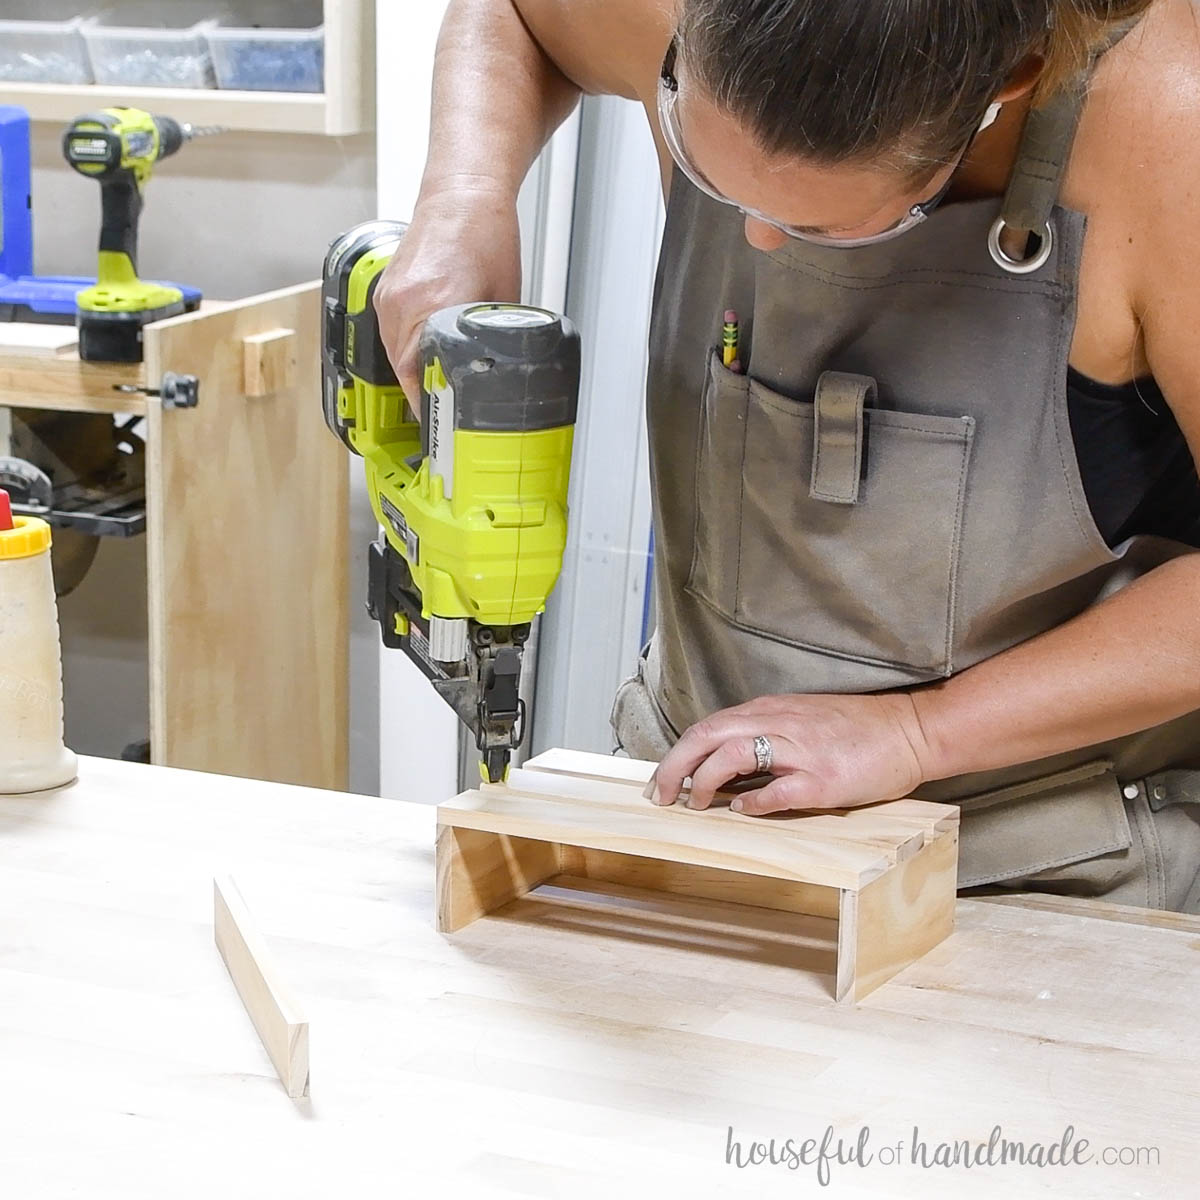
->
[998, 79, 1086, 239]
[992, 18, 1140, 272]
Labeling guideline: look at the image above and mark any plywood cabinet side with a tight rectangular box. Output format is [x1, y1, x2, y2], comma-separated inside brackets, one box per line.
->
[144, 282, 348, 789]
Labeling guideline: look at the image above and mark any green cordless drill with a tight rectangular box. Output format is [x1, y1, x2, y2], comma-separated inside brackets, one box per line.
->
[62, 107, 214, 362]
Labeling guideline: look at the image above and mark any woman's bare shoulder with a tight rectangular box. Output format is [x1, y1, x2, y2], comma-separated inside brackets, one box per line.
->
[1082, 2, 1200, 179]
[1082, 3, 1200, 416]
[514, 0, 673, 102]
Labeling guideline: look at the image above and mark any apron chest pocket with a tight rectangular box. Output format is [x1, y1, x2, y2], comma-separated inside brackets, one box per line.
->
[686, 351, 975, 676]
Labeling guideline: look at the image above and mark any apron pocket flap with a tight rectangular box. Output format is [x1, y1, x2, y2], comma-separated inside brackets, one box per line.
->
[810, 371, 875, 505]
[957, 759, 1132, 888]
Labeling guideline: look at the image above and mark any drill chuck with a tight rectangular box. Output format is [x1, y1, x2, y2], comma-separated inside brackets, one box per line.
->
[154, 116, 186, 160]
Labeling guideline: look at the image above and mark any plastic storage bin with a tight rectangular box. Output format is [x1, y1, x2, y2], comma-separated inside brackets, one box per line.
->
[83, 2, 225, 89]
[0, 3, 95, 84]
[208, 1, 323, 94]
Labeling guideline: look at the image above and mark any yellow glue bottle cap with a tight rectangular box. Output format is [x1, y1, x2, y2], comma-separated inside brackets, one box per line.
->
[0, 490, 52, 559]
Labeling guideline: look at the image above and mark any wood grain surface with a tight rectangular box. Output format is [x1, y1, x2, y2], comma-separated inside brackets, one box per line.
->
[443, 754, 961, 1001]
[443, 760, 958, 891]
[0, 348, 146, 415]
[0, 756, 1195, 1199]
[144, 282, 348, 789]
[214, 875, 309, 1099]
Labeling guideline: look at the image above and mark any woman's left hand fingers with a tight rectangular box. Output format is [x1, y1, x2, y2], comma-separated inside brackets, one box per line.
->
[684, 736, 770, 810]
[646, 692, 932, 816]
[650, 711, 775, 806]
[731, 772, 823, 816]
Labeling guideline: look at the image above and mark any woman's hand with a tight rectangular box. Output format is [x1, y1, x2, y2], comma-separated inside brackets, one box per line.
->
[646, 692, 934, 815]
[372, 181, 523, 403]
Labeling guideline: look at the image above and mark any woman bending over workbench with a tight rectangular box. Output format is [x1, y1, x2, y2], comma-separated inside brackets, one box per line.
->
[375, 0, 1200, 912]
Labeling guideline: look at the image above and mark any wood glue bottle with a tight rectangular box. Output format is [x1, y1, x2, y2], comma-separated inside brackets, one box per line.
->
[0, 488, 77, 793]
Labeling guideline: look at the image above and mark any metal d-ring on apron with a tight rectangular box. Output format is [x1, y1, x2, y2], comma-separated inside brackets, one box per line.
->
[985, 82, 1077, 274]
[989, 23, 1136, 276]
[612, 41, 1200, 911]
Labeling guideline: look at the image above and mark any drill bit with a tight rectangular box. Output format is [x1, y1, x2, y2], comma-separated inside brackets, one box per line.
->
[180, 124, 226, 142]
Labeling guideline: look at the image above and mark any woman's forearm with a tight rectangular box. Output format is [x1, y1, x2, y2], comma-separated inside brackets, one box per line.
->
[909, 554, 1200, 780]
[418, 0, 581, 207]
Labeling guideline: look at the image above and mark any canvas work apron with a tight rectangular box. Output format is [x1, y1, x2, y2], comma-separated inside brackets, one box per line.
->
[612, 72, 1200, 912]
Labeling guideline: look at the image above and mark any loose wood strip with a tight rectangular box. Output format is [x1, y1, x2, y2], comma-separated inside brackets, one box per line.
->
[213, 875, 309, 1099]
[439, 789, 890, 890]
[524, 748, 656, 787]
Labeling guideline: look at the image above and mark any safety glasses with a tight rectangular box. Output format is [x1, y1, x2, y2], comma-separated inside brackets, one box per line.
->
[656, 39, 979, 248]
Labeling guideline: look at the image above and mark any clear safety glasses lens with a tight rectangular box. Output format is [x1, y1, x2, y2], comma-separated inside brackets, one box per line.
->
[656, 60, 937, 248]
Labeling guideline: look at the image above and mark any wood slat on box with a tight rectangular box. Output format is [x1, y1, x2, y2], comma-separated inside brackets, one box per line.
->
[436, 749, 960, 1003]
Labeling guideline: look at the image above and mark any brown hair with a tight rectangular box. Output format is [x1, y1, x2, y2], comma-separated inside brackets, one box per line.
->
[677, 0, 1154, 173]
[1041, 1, 1153, 97]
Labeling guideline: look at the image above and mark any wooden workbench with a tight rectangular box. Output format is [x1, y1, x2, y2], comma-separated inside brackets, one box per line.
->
[1, 758, 1195, 1199]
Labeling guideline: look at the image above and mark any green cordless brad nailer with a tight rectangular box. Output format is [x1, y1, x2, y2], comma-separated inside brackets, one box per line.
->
[63, 107, 216, 362]
[321, 220, 580, 782]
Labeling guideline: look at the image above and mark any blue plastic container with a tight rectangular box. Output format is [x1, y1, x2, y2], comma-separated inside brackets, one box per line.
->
[208, 1, 323, 94]
[83, 2, 222, 89]
[0, 3, 95, 84]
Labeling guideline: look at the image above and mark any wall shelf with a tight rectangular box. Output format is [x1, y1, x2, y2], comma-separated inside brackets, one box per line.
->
[1, 0, 373, 136]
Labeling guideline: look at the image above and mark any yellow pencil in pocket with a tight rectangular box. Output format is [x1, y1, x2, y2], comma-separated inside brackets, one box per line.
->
[722, 309, 740, 368]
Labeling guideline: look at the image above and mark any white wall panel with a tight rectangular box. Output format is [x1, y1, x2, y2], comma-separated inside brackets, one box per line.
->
[376, 0, 458, 804]
[531, 96, 662, 755]
[376, 1, 579, 801]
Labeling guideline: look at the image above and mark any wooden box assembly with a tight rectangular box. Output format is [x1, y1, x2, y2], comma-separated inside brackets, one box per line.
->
[436, 749, 960, 1003]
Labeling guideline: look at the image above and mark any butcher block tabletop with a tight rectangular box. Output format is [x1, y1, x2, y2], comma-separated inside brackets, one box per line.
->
[1, 757, 1195, 1199]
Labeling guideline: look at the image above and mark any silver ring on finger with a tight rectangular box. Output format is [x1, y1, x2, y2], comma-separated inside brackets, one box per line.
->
[752, 734, 773, 773]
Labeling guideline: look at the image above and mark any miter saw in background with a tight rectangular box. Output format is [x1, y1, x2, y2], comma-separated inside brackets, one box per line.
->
[0, 409, 146, 596]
